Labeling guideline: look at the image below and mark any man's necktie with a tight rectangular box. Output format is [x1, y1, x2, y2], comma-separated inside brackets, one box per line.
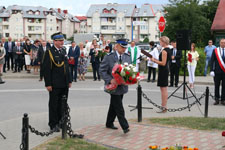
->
[173, 49, 176, 56]
[119, 55, 122, 64]
[223, 48, 225, 60]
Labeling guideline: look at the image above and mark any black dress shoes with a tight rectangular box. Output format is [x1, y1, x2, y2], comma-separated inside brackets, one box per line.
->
[0, 81, 5, 84]
[169, 85, 173, 87]
[175, 84, 178, 87]
[214, 101, 219, 105]
[72, 133, 84, 139]
[123, 128, 130, 134]
[106, 125, 118, 130]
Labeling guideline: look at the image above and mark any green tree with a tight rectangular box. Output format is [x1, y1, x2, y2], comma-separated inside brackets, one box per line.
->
[163, 0, 212, 47]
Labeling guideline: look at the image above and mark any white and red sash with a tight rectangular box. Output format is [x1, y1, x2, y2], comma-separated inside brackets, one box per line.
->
[215, 47, 225, 73]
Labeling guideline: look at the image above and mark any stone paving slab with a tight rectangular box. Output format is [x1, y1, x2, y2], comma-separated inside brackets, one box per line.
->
[77, 123, 225, 150]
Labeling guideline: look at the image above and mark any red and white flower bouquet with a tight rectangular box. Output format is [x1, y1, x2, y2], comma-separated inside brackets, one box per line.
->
[105, 62, 144, 92]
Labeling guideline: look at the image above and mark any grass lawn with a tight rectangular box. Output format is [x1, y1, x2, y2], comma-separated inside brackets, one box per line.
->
[32, 137, 118, 150]
[140, 117, 225, 131]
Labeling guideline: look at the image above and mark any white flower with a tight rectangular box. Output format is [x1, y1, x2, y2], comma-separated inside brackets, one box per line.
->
[124, 62, 128, 66]
[132, 74, 136, 78]
[129, 64, 133, 68]
[120, 70, 126, 76]
[133, 67, 137, 72]
[125, 67, 129, 70]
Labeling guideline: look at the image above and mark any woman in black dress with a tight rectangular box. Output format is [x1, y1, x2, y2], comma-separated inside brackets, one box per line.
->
[150, 36, 170, 113]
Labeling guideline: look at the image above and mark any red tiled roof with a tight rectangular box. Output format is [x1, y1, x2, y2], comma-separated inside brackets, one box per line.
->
[75, 16, 87, 21]
[211, 0, 225, 31]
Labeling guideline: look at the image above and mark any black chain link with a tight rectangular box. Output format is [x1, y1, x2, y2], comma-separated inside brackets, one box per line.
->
[20, 104, 84, 149]
[142, 91, 206, 112]
[209, 92, 215, 100]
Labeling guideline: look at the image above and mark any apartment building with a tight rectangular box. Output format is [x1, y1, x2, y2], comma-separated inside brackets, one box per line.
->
[75, 16, 87, 33]
[86, 3, 163, 42]
[86, 3, 136, 41]
[0, 5, 80, 40]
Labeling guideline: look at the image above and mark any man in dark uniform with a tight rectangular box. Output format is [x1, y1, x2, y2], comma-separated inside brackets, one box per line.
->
[43, 32, 72, 131]
[169, 41, 182, 87]
[99, 39, 130, 134]
[210, 38, 225, 105]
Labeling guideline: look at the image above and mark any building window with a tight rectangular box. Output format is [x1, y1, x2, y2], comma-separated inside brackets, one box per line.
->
[3, 25, 9, 30]
[3, 18, 9, 22]
[35, 11, 40, 15]
[118, 17, 120, 22]
[0, 18, 2, 22]
[28, 26, 35, 31]
[5, 33, 9, 37]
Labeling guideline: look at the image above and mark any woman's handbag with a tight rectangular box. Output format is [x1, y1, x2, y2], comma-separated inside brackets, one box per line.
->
[68, 58, 75, 65]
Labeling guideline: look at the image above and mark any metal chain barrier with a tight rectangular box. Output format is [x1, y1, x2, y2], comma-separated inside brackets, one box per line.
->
[20, 104, 83, 150]
[142, 91, 206, 112]
[209, 92, 215, 100]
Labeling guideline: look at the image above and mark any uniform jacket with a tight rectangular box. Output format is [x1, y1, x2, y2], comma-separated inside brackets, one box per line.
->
[68, 46, 80, 65]
[99, 51, 131, 95]
[43, 46, 72, 88]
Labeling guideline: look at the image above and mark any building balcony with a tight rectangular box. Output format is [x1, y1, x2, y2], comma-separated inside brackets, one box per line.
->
[140, 30, 149, 34]
[101, 21, 116, 26]
[101, 29, 116, 34]
[2, 21, 9, 25]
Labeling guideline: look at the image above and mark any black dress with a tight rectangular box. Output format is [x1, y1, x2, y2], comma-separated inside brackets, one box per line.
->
[157, 48, 170, 87]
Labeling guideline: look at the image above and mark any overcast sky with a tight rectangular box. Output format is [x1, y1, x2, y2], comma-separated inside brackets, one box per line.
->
[1, 0, 169, 15]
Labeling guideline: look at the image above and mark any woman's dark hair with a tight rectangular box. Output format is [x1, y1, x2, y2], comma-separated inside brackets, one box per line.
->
[25, 39, 30, 45]
[149, 41, 155, 46]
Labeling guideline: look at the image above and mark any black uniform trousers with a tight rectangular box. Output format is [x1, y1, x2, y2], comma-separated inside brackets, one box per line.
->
[92, 62, 100, 80]
[170, 63, 180, 86]
[49, 88, 68, 129]
[214, 73, 225, 101]
[147, 66, 156, 81]
[106, 94, 129, 130]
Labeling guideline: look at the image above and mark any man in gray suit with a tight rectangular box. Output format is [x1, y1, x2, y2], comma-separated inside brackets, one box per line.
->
[99, 39, 130, 134]
[13, 42, 24, 73]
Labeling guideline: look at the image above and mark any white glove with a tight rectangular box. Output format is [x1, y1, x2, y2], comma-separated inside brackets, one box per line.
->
[210, 71, 215, 77]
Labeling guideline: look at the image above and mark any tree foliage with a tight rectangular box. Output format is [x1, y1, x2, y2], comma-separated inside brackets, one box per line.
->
[163, 0, 219, 47]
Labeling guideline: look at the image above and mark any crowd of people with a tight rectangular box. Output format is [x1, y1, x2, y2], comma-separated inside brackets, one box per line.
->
[0, 32, 224, 134]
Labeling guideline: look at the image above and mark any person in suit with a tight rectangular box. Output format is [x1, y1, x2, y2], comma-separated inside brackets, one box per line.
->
[89, 43, 101, 81]
[68, 41, 80, 82]
[42, 32, 72, 132]
[99, 39, 130, 134]
[169, 41, 182, 87]
[13, 42, 24, 73]
[4, 37, 15, 71]
[210, 38, 225, 105]
[38, 40, 49, 81]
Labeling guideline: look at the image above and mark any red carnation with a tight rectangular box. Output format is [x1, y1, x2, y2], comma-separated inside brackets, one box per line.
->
[222, 131, 225, 136]
[132, 78, 137, 83]
[136, 72, 140, 76]
[129, 76, 133, 81]
[126, 71, 130, 75]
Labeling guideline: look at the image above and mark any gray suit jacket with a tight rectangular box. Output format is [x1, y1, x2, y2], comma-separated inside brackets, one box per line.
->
[13, 46, 24, 59]
[99, 51, 131, 95]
